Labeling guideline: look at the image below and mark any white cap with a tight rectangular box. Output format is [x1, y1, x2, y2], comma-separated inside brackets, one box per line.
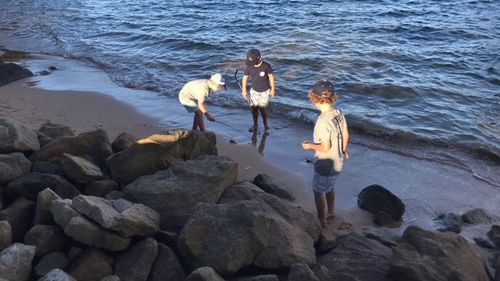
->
[210, 73, 225, 85]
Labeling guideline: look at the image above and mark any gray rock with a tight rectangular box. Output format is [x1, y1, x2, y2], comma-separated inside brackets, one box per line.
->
[253, 174, 295, 201]
[50, 199, 80, 228]
[24, 225, 67, 256]
[219, 181, 266, 203]
[474, 237, 496, 249]
[84, 180, 119, 197]
[390, 225, 490, 281]
[66, 249, 113, 281]
[231, 275, 278, 281]
[185, 267, 225, 281]
[0, 152, 31, 185]
[32, 129, 112, 169]
[178, 201, 267, 274]
[315, 233, 336, 255]
[111, 132, 137, 153]
[0, 118, 40, 153]
[66, 246, 83, 261]
[72, 195, 160, 237]
[313, 233, 393, 281]
[0, 197, 35, 242]
[115, 238, 158, 281]
[110, 198, 134, 212]
[61, 153, 103, 183]
[34, 252, 69, 278]
[34, 188, 62, 225]
[0, 221, 11, 251]
[100, 276, 120, 281]
[32, 161, 65, 176]
[357, 184, 405, 221]
[148, 243, 185, 281]
[435, 212, 464, 233]
[63, 215, 131, 251]
[0, 243, 36, 281]
[287, 263, 319, 281]
[108, 129, 217, 184]
[5, 172, 80, 201]
[0, 62, 33, 87]
[104, 190, 124, 200]
[488, 225, 500, 248]
[71, 195, 122, 229]
[38, 268, 76, 281]
[179, 195, 321, 274]
[123, 155, 237, 231]
[462, 208, 499, 225]
[38, 122, 74, 147]
[154, 230, 178, 252]
[495, 255, 500, 281]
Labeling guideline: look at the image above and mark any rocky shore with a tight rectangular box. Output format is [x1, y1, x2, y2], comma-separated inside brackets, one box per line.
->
[1, 56, 499, 281]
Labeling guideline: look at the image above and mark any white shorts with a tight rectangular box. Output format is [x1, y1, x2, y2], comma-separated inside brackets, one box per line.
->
[249, 88, 270, 107]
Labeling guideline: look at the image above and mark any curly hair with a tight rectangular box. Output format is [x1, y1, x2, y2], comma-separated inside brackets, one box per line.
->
[308, 89, 338, 105]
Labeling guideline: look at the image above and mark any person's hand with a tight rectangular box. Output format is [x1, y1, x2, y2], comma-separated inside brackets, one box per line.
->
[242, 91, 248, 101]
[344, 150, 350, 160]
[302, 141, 311, 150]
[270, 88, 276, 98]
[205, 112, 215, 122]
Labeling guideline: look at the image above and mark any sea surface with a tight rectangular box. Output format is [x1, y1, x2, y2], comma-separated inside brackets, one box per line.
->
[0, 0, 499, 174]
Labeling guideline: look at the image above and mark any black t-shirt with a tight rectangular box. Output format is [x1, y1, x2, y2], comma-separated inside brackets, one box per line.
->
[244, 61, 273, 92]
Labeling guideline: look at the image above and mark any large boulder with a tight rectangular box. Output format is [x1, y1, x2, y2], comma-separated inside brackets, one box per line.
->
[111, 132, 137, 153]
[115, 238, 158, 281]
[24, 224, 67, 256]
[185, 267, 225, 281]
[34, 251, 70, 278]
[33, 188, 62, 225]
[434, 213, 464, 233]
[0, 197, 35, 242]
[0, 118, 40, 154]
[488, 225, 500, 248]
[107, 129, 217, 184]
[84, 180, 119, 197]
[253, 174, 295, 201]
[66, 249, 114, 281]
[38, 269, 76, 281]
[0, 221, 11, 251]
[0, 243, 36, 281]
[312, 232, 393, 281]
[287, 263, 319, 281]
[148, 243, 185, 281]
[123, 155, 237, 231]
[357, 184, 405, 222]
[37, 122, 74, 147]
[178, 189, 322, 274]
[61, 154, 103, 183]
[390, 225, 490, 281]
[0, 61, 33, 87]
[50, 199, 131, 251]
[31, 129, 112, 169]
[462, 208, 499, 225]
[0, 152, 31, 185]
[5, 172, 80, 201]
[72, 195, 160, 237]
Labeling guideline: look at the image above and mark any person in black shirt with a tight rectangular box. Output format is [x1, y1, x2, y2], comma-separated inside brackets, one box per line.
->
[242, 48, 276, 132]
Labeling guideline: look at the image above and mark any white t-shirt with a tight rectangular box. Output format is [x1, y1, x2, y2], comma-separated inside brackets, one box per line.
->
[178, 79, 211, 105]
[313, 109, 348, 172]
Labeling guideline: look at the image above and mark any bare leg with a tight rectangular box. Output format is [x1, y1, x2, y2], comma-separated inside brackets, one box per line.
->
[192, 113, 199, 131]
[194, 110, 205, 132]
[249, 107, 259, 132]
[326, 189, 335, 219]
[314, 192, 327, 227]
[259, 107, 270, 130]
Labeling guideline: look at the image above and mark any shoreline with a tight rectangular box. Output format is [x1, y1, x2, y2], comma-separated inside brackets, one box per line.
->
[1, 51, 499, 239]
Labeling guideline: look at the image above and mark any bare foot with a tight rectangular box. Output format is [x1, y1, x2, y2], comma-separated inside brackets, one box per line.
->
[327, 212, 335, 220]
[320, 219, 328, 228]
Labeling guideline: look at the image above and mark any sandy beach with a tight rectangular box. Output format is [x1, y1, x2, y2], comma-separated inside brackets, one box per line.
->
[1, 53, 499, 239]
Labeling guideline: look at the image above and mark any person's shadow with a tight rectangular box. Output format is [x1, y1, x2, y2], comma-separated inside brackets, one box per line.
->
[251, 130, 269, 156]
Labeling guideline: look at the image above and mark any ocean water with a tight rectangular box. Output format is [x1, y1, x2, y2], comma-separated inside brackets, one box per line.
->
[0, 0, 499, 163]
